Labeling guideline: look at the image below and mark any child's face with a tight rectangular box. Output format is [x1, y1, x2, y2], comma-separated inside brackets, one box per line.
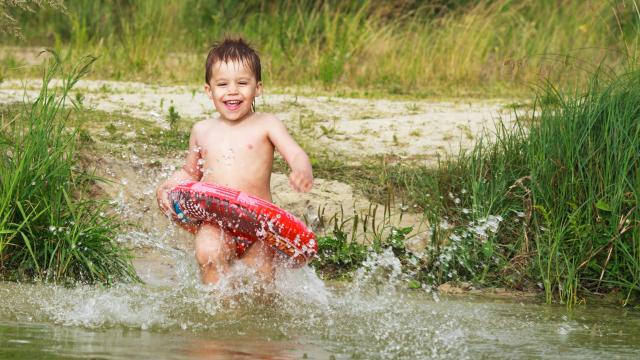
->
[204, 60, 262, 122]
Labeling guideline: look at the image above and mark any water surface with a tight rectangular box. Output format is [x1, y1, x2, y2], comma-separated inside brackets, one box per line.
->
[1, 246, 639, 359]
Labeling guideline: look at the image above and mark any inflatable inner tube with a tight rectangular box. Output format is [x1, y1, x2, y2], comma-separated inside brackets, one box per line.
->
[169, 181, 317, 267]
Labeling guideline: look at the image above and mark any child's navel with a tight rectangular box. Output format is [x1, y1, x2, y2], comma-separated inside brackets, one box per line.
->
[248, 144, 254, 150]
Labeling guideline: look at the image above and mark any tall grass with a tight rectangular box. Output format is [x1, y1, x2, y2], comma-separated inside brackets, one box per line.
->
[528, 72, 640, 304]
[379, 69, 639, 305]
[3, 0, 639, 95]
[0, 52, 138, 284]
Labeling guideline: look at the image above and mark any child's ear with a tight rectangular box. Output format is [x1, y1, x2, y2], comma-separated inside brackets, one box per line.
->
[255, 81, 263, 97]
[204, 83, 213, 100]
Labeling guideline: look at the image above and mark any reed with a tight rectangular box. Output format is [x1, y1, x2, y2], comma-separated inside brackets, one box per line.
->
[527, 71, 640, 305]
[379, 69, 640, 305]
[3, 0, 639, 96]
[294, 65, 638, 304]
[0, 52, 138, 284]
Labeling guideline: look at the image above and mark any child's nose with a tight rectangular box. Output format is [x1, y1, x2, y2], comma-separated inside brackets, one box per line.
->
[227, 83, 239, 94]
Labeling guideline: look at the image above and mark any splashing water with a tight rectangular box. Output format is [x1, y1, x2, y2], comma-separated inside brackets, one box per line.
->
[1, 224, 640, 359]
[221, 147, 234, 166]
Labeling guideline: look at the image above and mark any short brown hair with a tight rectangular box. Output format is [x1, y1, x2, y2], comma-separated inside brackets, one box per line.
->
[205, 37, 261, 84]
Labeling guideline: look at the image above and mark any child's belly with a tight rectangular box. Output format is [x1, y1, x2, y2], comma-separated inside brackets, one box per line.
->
[197, 141, 274, 202]
[200, 170, 272, 202]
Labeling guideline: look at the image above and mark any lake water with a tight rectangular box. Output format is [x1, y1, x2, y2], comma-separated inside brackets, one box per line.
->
[1, 245, 639, 360]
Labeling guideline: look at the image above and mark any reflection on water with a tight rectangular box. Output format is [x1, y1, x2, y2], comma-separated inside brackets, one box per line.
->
[1, 234, 640, 359]
[0, 322, 323, 360]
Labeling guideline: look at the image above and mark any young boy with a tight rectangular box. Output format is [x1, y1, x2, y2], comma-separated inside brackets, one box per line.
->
[156, 38, 313, 285]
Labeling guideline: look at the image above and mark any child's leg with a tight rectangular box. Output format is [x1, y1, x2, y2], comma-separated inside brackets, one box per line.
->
[238, 239, 275, 282]
[194, 224, 234, 284]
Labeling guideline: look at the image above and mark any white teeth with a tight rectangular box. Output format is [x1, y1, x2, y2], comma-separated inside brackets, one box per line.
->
[226, 100, 240, 105]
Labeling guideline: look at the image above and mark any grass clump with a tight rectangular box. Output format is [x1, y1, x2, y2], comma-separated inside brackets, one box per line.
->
[389, 70, 640, 305]
[167, 105, 180, 131]
[311, 203, 416, 280]
[0, 52, 138, 284]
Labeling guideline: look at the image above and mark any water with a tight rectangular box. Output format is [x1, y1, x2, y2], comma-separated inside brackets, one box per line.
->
[1, 243, 639, 360]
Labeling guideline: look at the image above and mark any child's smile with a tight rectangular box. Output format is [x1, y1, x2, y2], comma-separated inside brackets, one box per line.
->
[223, 100, 242, 111]
[205, 60, 262, 122]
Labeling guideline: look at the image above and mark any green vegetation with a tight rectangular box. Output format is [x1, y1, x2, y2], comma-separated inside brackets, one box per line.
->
[422, 70, 639, 306]
[65, 105, 192, 158]
[0, 53, 138, 284]
[167, 105, 180, 131]
[309, 69, 640, 306]
[2, 0, 639, 96]
[311, 201, 415, 280]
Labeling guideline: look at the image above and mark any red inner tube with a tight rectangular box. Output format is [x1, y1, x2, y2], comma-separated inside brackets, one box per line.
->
[169, 181, 317, 267]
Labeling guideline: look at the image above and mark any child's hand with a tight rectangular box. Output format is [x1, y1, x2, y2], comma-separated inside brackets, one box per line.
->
[289, 170, 313, 192]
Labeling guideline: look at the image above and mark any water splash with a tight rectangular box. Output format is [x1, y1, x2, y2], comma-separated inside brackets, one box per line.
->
[221, 147, 234, 166]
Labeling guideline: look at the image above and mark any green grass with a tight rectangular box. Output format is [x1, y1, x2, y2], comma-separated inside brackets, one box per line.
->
[295, 68, 640, 305]
[2, 0, 640, 96]
[0, 52, 138, 284]
[526, 72, 640, 305]
[371, 70, 640, 305]
[310, 201, 416, 281]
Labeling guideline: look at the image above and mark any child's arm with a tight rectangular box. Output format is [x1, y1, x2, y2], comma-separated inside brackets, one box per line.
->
[267, 116, 313, 192]
[156, 125, 203, 215]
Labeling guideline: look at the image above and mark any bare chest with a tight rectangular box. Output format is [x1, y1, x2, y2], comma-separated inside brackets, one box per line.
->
[197, 126, 273, 166]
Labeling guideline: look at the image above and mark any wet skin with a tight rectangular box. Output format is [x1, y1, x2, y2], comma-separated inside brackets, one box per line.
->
[156, 60, 313, 284]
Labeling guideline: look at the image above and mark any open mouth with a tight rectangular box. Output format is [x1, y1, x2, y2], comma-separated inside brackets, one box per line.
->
[223, 100, 242, 110]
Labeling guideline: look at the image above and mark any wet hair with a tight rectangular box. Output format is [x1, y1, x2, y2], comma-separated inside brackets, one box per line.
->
[205, 37, 262, 85]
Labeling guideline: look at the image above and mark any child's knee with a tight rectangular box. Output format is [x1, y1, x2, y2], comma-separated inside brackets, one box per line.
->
[195, 242, 225, 266]
[194, 225, 231, 266]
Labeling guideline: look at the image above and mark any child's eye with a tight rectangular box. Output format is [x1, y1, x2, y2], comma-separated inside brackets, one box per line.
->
[217, 83, 227, 86]
[239, 82, 248, 85]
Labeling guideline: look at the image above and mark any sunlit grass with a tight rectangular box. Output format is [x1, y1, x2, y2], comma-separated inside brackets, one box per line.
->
[299, 68, 640, 305]
[3, 0, 639, 96]
[0, 52, 138, 284]
[378, 69, 640, 306]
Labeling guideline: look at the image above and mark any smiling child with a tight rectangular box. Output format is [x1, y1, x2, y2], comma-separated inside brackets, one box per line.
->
[156, 38, 313, 285]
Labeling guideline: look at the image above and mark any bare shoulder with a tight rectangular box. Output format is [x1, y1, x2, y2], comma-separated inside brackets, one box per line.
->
[253, 112, 279, 122]
[190, 119, 215, 141]
[253, 112, 285, 131]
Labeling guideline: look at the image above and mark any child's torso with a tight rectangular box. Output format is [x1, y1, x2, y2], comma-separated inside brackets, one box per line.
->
[195, 115, 274, 201]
